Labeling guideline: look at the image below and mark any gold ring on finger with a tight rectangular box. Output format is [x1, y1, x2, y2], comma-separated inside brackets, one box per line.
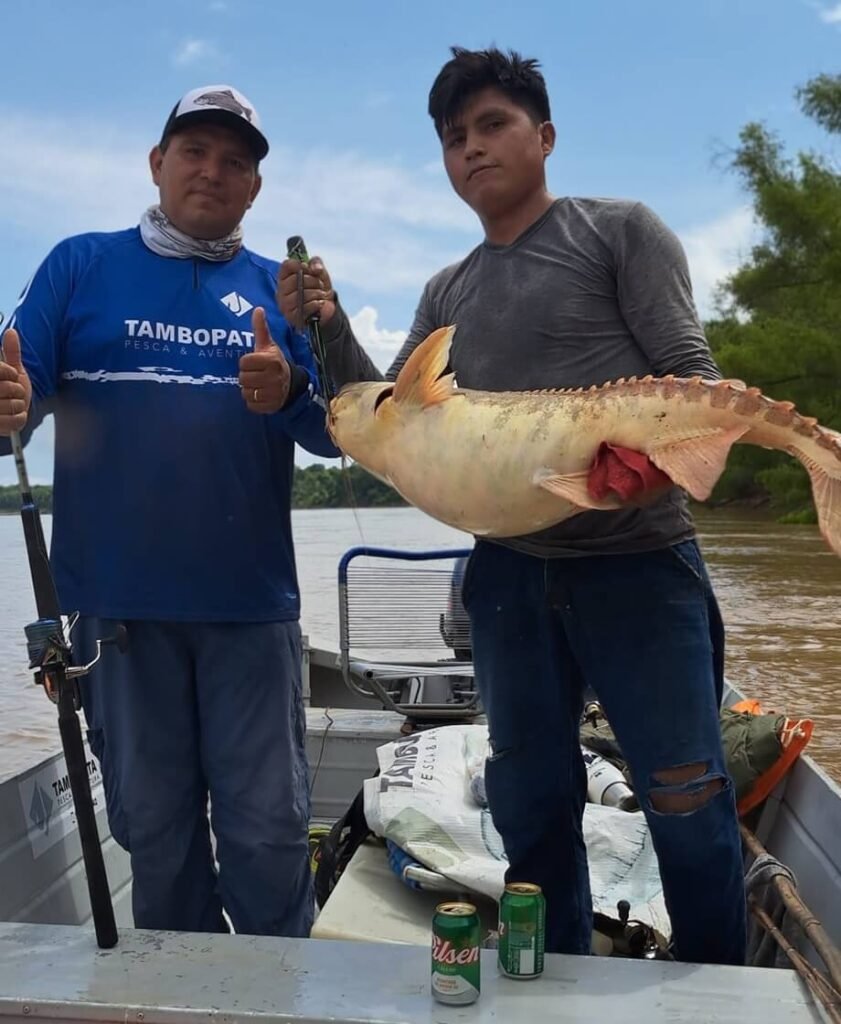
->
[253, 388, 260, 402]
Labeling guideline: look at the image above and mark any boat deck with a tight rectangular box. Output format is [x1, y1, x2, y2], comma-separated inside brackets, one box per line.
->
[0, 922, 822, 1023]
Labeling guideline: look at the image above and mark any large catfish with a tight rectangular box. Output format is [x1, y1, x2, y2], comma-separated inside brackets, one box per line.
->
[328, 325, 841, 557]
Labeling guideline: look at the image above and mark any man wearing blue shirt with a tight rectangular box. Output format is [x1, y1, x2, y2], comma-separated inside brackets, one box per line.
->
[0, 84, 337, 937]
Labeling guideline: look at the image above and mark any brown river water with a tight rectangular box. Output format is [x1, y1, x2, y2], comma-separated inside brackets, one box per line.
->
[0, 507, 838, 785]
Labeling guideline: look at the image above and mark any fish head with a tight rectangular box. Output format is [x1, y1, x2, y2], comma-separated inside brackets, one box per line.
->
[328, 380, 397, 474]
[328, 323, 460, 482]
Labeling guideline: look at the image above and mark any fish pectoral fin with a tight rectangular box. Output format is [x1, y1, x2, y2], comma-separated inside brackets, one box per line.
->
[392, 325, 458, 408]
[535, 468, 626, 511]
[647, 425, 750, 500]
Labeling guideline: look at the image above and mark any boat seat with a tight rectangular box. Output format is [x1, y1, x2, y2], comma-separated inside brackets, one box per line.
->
[338, 546, 480, 721]
[311, 839, 497, 945]
[311, 839, 613, 956]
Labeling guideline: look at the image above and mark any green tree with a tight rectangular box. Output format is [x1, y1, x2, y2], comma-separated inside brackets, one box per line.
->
[0, 484, 52, 513]
[706, 74, 841, 521]
[0, 469, 403, 514]
[291, 463, 406, 509]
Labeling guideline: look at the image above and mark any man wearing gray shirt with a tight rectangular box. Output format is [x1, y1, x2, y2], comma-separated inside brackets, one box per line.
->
[279, 46, 746, 966]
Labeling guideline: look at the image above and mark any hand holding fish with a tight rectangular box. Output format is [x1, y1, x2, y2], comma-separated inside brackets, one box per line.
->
[238, 307, 291, 414]
[277, 255, 336, 331]
[0, 329, 32, 436]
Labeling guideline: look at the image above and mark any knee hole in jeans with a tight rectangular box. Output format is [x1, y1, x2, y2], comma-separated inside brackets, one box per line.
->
[648, 761, 725, 814]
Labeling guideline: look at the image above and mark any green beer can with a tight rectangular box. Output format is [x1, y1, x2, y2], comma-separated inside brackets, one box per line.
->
[498, 882, 546, 978]
[431, 901, 481, 1005]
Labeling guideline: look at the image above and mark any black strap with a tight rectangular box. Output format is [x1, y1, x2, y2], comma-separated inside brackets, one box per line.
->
[313, 786, 373, 909]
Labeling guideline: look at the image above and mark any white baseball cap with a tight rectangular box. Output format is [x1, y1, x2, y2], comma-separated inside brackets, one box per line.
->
[160, 84, 269, 161]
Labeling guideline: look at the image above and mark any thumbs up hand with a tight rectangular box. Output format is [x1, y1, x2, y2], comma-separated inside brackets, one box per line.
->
[239, 307, 291, 414]
[0, 329, 32, 435]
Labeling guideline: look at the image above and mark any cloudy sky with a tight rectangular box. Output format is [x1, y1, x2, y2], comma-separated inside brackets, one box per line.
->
[1, 0, 838, 480]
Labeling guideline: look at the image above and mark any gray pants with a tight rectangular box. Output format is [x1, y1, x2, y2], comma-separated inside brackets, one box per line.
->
[77, 618, 313, 936]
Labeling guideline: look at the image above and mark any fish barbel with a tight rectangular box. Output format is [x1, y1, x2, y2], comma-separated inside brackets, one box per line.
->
[328, 325, 841, 556]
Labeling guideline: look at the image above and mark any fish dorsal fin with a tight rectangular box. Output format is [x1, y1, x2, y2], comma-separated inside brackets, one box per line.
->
[392, 324, 457, 408]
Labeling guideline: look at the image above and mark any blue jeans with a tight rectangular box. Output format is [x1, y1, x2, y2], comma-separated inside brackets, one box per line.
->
[461, 539, 746, 965]
[77, 619, 313, 937]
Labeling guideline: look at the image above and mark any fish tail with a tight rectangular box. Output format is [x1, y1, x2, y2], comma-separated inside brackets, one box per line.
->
[796, 443, 841, 557]
[707, 380, 841, 558]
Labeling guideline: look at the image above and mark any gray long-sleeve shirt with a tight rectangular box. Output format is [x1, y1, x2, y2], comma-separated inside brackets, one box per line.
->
[323, 197, 721, 557]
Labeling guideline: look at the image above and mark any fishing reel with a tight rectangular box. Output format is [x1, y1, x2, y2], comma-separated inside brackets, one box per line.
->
[25, 615, 128, 706]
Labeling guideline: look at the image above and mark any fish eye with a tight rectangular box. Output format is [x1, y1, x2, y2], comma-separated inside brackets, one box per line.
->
[374, 386, 394, 412]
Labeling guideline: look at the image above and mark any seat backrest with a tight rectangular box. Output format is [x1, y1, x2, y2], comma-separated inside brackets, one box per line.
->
[338, 547, 473, 667]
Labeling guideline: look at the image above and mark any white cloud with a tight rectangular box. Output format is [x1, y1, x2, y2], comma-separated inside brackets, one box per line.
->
[0, 109, 469, 479]
[172, 39, 219, 67]
[0, 107, 761, 478]
[0, 106, 757, 321]
[364, 92, 392, 109]
[0, 415, 53, 486]
[0, 111, 474, 298]
[348, 306, 407, 373]
[0, 115, 153, 249]
[678, 206, 758, 318]
[820, 3, 841, 22]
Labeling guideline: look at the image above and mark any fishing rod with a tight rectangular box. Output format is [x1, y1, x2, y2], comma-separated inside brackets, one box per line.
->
[284, 237, 368, 542]
[285, 235, 335, 414]
[1, 315, 121, 949]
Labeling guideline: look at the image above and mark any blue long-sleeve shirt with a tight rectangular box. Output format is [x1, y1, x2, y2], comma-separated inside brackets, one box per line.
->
[5, 227, 339, 622]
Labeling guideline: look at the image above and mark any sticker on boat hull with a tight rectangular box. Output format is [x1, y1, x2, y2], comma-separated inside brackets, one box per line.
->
[17, 749, 105, 858]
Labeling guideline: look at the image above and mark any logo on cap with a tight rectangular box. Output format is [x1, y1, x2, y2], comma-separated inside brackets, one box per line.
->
[193, 89, 254, 122]
[162, 84, 269, 160]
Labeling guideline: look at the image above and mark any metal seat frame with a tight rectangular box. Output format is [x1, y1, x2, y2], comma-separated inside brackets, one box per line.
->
[338, 546, 480, 721]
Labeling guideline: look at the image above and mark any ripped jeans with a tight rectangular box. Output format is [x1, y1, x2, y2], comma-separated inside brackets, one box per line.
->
[461, 539, 747, 965]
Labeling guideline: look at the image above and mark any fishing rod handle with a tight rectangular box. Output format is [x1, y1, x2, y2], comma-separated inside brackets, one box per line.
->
[57, 681, 118, 948]
[286, 236, 321, 325]
[286, 235, 309, 263]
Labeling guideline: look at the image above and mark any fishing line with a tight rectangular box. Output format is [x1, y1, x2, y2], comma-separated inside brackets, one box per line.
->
[309, 706, 334, 798]
[340, 454, 368, 547]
